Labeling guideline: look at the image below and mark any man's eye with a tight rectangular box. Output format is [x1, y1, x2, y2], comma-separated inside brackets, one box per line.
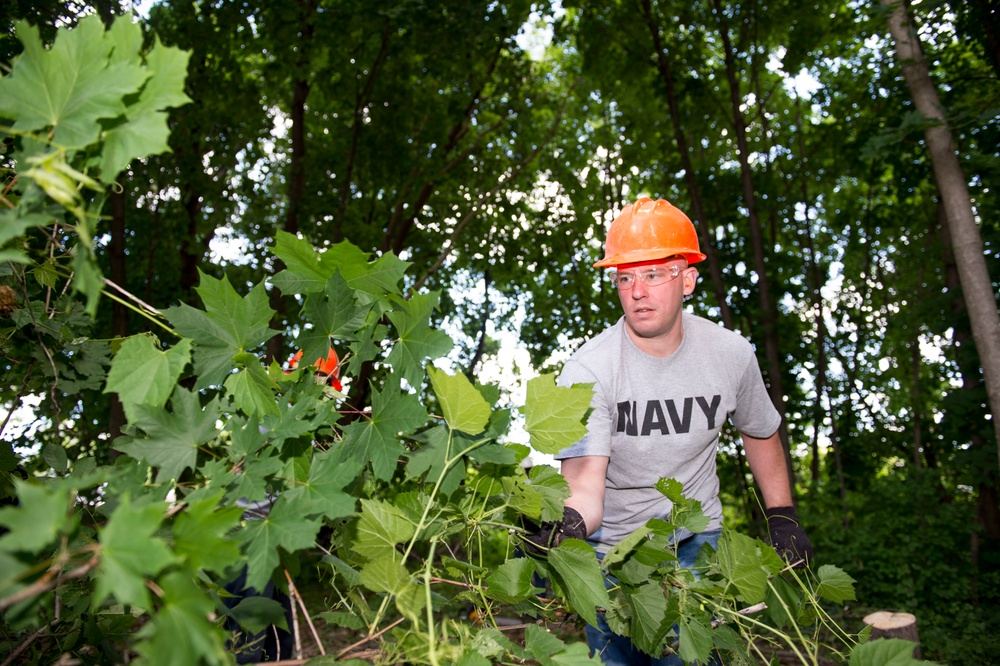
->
[644, 272, 664, 282]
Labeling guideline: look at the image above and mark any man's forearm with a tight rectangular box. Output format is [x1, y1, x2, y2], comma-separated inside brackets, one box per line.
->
[741, 431, 794, 508]
[560, 455, 610, 535]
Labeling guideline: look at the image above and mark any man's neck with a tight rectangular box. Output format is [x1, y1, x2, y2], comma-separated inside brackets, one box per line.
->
[623, 318, 685, 358]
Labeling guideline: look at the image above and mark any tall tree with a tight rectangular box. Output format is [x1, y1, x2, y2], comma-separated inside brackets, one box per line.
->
[882, 0, 1000, 477]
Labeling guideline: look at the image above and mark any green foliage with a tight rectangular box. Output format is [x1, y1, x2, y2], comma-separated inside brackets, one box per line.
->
[813, 467, 1000, 664]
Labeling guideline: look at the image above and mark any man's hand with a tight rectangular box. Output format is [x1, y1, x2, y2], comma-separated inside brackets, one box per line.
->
[766, 506, 813, 567]
[524, 506, 587, 555]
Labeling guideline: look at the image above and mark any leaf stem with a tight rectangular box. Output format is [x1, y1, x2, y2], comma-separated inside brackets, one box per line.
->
[100, 284, 176, 337]
[424, 536, 440, 666]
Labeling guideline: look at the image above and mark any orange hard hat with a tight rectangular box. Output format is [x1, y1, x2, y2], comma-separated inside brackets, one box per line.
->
[288, 348, 343, 391]
[594, 197, 706, 268]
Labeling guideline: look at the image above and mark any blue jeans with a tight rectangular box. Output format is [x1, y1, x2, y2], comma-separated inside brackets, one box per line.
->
[585, 529, 723, 666]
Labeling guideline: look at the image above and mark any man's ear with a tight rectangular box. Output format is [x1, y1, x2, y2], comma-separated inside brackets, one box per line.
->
[683, 267, 699, 295]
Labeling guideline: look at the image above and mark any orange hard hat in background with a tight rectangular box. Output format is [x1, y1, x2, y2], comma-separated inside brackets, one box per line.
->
[594, 197, 706, 268]
[288, 348, 343, 391]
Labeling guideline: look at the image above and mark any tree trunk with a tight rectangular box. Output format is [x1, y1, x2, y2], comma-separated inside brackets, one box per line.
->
[938, 197, 1000, 573]
[107, 186, 128, 446]
[791, 104, 830, 487]
[267, 0, 315, 365]
[337, 20, 391, 242]
[466, 271, 491, 380]
[711, 0, 796, 492]
[639, 0, 734, 332]
[883, 0, 1000, 479]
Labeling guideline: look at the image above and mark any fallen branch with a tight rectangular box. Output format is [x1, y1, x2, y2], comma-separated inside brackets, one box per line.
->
[285, 569, 326, 656]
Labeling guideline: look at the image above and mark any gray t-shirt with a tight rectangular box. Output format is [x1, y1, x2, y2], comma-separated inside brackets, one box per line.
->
[555, 313, 781, 552]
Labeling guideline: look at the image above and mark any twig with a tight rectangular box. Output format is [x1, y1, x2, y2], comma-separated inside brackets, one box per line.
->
[285, 569, 325, 656]
[0, 555, 99, 612]
[428, 576, 477, 590]
[1, 620, 57, 666]
[102, 277, 161, 316]
[336, 616, 404, 659]
[712, 601, 768, 629]
[285, 572, 301, 659]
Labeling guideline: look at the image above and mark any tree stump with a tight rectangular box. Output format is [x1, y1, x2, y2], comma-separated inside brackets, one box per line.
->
[863, 611, 921, 659]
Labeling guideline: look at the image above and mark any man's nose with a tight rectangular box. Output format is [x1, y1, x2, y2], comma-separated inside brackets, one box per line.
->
[630, 279, 648, 298]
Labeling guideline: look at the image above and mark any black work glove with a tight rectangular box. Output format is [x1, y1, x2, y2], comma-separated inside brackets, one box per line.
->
[766, 506, 813, 567]
[524, 506, 587, 556]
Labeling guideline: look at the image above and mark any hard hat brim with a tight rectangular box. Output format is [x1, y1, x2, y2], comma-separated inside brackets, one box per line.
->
[594, 248, 707, 268]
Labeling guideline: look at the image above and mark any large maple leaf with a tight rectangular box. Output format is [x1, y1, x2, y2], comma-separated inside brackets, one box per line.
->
[340, 375, 428, 481]
[165, 272, 275, 389]
[117, 387, 221, 483]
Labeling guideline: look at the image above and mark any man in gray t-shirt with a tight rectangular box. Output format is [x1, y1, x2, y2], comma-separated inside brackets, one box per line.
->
[543, 197, 812, 665]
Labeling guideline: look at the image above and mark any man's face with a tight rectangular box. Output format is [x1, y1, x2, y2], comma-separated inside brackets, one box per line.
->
[613, 257, 697, 344]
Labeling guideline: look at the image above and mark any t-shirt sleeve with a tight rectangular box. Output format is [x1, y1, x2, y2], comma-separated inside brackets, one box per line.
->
[554, 359, 612, 459]
[729, 345, 782, 438]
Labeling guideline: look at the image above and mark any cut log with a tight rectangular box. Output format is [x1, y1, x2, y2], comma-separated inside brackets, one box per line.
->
[863, 611, 921, 659]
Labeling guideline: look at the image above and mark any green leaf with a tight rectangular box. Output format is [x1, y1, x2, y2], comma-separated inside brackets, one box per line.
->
[547, 539, 611, 627]
[523, 624, 568, 663]
[172, 494, 244, 573]
[456, 651, 492, 666]
[118, 388, 221, 483]
[405, 425, 466, 498]
[297, 271, 368, 366]
[625, 581, 672, 657]
[134, 571, 229, 665]
[104, 335, 191, 407]
[718, 530, 768, 604]
[654, 477, 710, 534]
[354, 498, 416, 561]
[485, 557, 542, 604]
[471, 628, 519, 661]
[239, 498, 323, 591]
[849, 638, 924, 666]
[71, 246, 105, 317]
[359, 555, 410, 594]
[224, 359, 280, 417]
[227, 596, 289, 634]
[0, 482, 74, 552]
[164, 273, 275, 388]
[677, 609, 714, 665]
[100, 36, 192, 180]
[528, 464, 572, 523]
[0, 209, 54, 248]
[281, 450, 360, 520]
[340, 375, 428, 481]
[602, 519, 672, 569]
[524, 624, 603, 665]
[765, 575, 803, 629]
[270, 233, 409, 297]
[716, 529, 768, 604]
[428, 366, 491, 435]
[259, 387, 337, 446]
[385, 292, 454, 386]
[95, 494, 176, 609]
[524, 375, 593, 455]
[816, 564, 857, 604]
[0, 16, 149, 149]
[325, 242, 410, 296]
[42, 443, 68, 473]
